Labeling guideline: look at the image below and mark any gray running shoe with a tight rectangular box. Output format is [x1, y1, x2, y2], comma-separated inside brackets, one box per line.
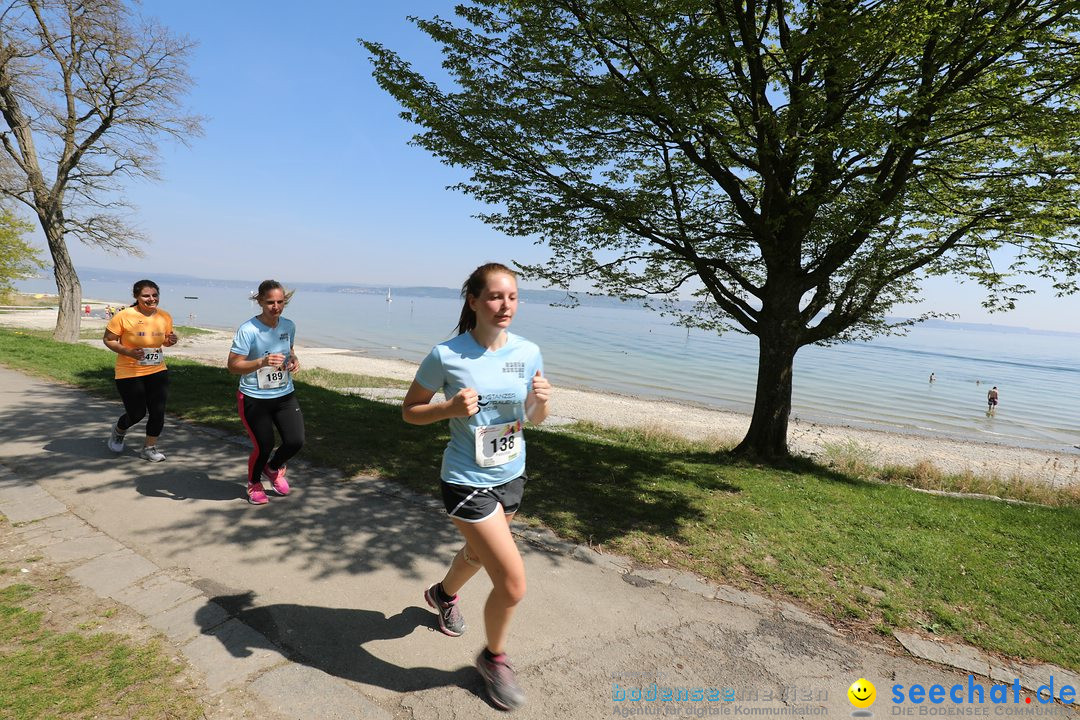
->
[107, 425, 125, 453]
[475, 651, 526, 711]
[424, 584, 465, 637]
[139, 446, 166, 462]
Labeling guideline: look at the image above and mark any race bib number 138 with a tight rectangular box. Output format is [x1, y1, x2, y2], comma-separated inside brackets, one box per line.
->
[474, 421, 524, 467]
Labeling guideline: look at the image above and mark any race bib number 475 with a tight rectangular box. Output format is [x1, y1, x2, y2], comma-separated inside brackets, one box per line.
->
[474, 421, 524, 467]
[138, 348, 164, 366]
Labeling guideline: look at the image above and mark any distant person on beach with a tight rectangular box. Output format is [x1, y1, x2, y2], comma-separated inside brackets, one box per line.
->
[987, 386, 999, 415]
[84, 304, 91, 316]
[102, 280, 178, 461]
[402, 262, 551, 711]
[227, 280, 304, 505]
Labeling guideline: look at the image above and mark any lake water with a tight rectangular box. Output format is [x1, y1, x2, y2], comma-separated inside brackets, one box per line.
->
[14, 275, 1080, 453]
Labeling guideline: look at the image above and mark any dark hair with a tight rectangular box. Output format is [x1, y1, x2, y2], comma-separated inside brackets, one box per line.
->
[456, 262, 517, 335]
[130, 279, 159, 307]
[250, 279, 294, 306]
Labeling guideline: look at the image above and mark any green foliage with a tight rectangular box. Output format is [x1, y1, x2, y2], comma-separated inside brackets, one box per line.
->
[365, 0, 1080, 339]
[0, 208, 42, 298]
[364, 1, 1080, 454]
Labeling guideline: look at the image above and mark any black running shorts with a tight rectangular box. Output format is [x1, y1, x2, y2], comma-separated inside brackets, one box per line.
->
[440, 475, 527, 523]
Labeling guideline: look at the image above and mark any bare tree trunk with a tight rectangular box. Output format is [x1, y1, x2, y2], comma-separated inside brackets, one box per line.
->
[733, 332, 798, 459]
[44, 221, 81, 342]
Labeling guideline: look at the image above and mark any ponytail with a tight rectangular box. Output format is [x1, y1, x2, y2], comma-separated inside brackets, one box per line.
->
[456, 262, 516, 335]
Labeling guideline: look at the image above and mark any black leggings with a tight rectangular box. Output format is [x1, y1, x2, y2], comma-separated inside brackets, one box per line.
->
[237, 391, 305, 485]
[115, 370, 170, 437]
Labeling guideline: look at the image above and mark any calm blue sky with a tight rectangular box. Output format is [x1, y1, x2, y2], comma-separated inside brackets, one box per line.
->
[32, 1, 1080, 332]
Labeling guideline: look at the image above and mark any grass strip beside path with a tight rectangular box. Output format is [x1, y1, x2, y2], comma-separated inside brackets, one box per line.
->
[79, 324, 217, 340]
[1, 327, 1077, 672]
[0, 533, 204, 719]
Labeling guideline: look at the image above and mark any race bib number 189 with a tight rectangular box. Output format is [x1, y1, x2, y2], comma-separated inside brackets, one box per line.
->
[474, 421, 524, 467]
[256, 366, 290, 390]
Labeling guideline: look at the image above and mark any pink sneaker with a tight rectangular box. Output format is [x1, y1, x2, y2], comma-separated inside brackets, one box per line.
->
[262, 465, 290, 496]
[247, 482, 269, 505]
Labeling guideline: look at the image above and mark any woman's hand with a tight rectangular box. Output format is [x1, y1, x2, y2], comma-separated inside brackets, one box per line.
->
[529, 371, 551, 405]
[286, 354, 300, 373]
[526, 371, 551, 424]
[265, 352, 287, 369]
[164, 331, 178, 347]
[449, 387, 480, 417]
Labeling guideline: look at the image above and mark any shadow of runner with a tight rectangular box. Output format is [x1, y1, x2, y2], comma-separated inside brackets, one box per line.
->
[42, 436, 118, 459]
[198, 592, 481, 696]
[128, 471, 247, 501]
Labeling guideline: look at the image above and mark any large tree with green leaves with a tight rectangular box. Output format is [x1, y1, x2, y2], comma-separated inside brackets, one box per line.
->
[0, 0, 200, 342]
[364, 0, 1080, 458]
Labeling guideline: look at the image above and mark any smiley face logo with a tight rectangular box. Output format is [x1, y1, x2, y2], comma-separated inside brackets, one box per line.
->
[848, 678, 876, 709]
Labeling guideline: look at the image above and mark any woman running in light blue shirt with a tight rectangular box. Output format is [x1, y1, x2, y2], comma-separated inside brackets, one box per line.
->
[403, 262, 551, 711]
[227, 280, 305, 505]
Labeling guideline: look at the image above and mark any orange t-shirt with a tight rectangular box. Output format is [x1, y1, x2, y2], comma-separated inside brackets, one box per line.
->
[106, 306, 174, 379]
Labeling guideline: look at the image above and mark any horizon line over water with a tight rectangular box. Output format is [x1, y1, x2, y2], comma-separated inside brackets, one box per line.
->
[14, 275, 1080, 454]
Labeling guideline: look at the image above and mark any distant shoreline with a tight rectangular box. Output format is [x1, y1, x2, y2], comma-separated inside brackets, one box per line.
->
[15, 274, 1080, 338]
[2, 305, 1077, 489]
[12, 285, 1080, 455]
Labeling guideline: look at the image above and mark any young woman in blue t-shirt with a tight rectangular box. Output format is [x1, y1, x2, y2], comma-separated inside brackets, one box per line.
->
[403, 262, 551, 711]
[227, 280, 305, 505]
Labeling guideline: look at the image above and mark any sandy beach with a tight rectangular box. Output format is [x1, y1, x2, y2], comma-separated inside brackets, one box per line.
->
[3, 305, 1078, 488]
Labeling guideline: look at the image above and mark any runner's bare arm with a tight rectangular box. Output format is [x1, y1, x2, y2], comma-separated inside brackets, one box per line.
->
[227, 352, 285, 375]
[402, 381, 478, 424]
[103, 330, 140, 359]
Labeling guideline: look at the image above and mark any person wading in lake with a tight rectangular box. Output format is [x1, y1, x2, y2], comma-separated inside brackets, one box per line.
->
[402, 262, 551, 711]
[987, 386, 1000, 416]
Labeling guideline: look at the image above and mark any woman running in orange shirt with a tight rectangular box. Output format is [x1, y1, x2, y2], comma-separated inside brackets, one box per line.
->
[102, 279, 178, 461]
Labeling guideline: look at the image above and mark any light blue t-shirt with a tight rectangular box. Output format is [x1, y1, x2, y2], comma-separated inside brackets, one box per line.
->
[415, 331, 543, 487]
[230, 316, 296, 399]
